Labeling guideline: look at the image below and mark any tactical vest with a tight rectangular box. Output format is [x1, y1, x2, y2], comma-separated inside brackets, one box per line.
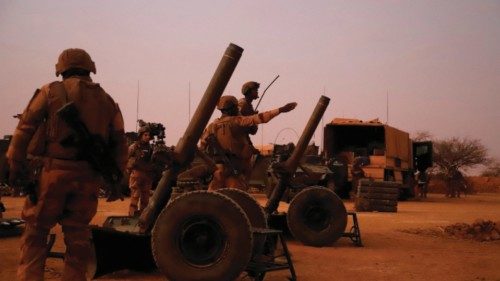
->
[209, 117, 254, 160]
[128, 142, 154, 172]
[41, 78, 117, 159]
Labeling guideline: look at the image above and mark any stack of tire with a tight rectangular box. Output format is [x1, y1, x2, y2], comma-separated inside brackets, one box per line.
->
[355, 179, 399, 212]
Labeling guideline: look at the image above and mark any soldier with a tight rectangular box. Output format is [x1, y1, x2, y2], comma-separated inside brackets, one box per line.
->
[127, 125, 155, 216]
[239, 81, 260, 117]
[238, 81, 261, 177]
[6, 48, 127, 281]
[200, 95, 297, 191]
[351, 156, 367, 194]
[416, 169, 429, 198]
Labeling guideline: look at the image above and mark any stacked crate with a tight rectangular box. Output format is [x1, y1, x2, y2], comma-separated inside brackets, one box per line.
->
[354, 179, 399, 212]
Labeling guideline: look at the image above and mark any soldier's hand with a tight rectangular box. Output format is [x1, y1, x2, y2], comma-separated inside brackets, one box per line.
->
[279, 102, 297, 113]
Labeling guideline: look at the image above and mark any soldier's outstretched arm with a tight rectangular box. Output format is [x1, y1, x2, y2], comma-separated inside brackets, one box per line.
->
[236, 102, 297, 127]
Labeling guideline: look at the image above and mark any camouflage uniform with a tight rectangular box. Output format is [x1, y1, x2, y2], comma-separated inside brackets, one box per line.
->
[238, 81, 260, 136]
[200, 95, 296, 191]
[238, 97, 257, 117]
[6, 48, 127, 281]
[127, 138, 154, 216]
[238, 81, 260, 179]
[351, 157, 366, 193]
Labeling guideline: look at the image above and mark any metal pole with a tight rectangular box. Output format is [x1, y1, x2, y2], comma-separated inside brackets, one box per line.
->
[189, 81, 191, 122]
[136, 80, 140, 131]
[386, 89, 389, 124]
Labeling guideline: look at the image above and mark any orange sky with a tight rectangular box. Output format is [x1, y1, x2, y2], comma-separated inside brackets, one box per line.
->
[1, 1, 499, 166]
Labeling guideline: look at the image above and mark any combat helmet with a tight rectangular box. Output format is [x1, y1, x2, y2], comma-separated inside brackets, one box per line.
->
[217, 95, 238, 110]
[55, 48, 96, 77]
[138, 125, 151, 136]
[241, 81, 260, 96]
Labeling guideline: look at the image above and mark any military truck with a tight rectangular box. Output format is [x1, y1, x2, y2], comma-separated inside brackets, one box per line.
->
[323, 118, 433, 198]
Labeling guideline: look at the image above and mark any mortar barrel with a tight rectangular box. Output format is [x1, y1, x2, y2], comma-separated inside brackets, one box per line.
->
[139, 43, 244, 232]
[265, 95, 330, 214]
[284, 95, 330, 172]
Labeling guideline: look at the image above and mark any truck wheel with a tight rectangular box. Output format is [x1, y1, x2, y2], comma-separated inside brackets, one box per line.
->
[217, 188, 267, 257]
[287, 186, 347, 247]
[152, 191, 252, 281]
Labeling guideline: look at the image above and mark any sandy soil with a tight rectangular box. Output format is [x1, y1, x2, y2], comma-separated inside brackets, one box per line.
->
[1, 193, 499, 281]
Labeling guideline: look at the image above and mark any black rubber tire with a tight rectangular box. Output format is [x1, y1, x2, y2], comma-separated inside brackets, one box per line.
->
[216, 188, 268, 257]
[0, 225, 24, 237]
[287, 186, 347, 247]
[151, 191, 253, 281]
[357, 186, 399, 194]
[356, 192, 399, 200]
[0, 218, 25, 238]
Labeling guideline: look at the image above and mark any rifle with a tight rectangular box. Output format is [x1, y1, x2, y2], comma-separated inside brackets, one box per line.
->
[57, 102, 123, 201]
[255, 74, 280, 111]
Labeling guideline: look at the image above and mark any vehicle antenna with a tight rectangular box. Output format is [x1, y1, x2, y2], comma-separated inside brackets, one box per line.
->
[386, 89, 389, 124]
[188, 81, 191, 122]
[136, 80, 140, 131]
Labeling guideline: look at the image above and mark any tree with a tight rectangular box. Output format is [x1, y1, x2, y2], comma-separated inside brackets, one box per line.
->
[433, 137, 491, 197]
[412, 130, 433, 141]
[481, 160, 500, 177]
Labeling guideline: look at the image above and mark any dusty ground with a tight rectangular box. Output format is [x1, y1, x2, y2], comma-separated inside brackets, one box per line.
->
[1, 193, 500, 281]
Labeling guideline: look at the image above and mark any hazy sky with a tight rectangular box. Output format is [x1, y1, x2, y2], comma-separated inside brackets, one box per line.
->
[1, 1, 499, 163]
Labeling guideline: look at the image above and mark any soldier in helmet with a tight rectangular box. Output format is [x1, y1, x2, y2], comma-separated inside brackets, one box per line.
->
[200, 95, 297, 191]
[126, 125, 155, 216]
[239, 81, 260, 137]
[6, 48, 127, 281]
[238, 81, 261, 177]
[239, 81, 260, 117]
